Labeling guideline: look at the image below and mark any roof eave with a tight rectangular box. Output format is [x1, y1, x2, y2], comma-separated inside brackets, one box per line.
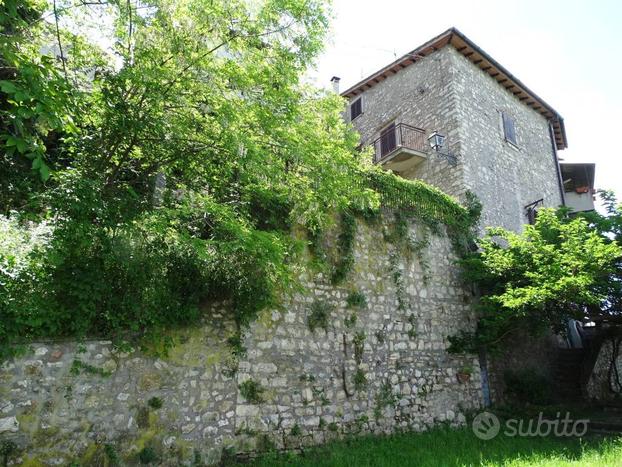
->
[341, 27, 568, 149]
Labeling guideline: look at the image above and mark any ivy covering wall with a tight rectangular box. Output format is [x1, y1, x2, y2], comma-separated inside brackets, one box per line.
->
[0, 0, 479, 360]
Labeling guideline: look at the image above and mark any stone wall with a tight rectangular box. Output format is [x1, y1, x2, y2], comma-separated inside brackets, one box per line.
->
[346, 44, 564, 233]
[0, 218, 483, 465]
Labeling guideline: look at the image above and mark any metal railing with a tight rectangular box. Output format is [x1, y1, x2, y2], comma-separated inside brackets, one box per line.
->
[372, 123, 428, 163]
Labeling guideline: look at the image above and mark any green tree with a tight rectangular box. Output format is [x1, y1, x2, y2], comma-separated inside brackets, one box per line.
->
[451, 205, 622, 352]
[0, 0, 474, 357]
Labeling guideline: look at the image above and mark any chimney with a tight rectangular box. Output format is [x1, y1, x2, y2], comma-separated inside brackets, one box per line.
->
[330, 76, 341, 94]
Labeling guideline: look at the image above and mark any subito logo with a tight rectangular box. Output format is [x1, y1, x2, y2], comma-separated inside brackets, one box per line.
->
[472, 411, 501, 440]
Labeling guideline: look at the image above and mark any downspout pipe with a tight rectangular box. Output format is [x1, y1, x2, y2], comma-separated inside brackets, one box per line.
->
[549, 121, 566, 207]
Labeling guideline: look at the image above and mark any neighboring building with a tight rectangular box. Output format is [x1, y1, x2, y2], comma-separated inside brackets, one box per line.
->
[560, 162, 596, 213]
[339, 27, 576, 232]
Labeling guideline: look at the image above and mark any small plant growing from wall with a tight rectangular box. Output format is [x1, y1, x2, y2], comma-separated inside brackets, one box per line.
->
[331, 211, 357, 285]
[226, 333, 247, 357]
[307, 300, 332, 333]
[353, 368, 367, 392]
[299, 373, 316, 383]
[353, 331, 366, 364]
[148, 396, 163, 410]
[346, 290, 367, 309]
[289, 424, 301, 436]
[375, 329, 386, 345]
[389, 252, 408, 311]
[239, 379, 265, 404]
[344, 313, 357, 328]
[69, 359, 111, 377]
[374, 380, 397, 420]
[138, 446, 158, 464]
[312, 386, 330, 406]
[354, 415, 369, 433]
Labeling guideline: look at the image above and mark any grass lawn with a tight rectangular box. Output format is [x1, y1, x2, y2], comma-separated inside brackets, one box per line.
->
[248, 427, 622, 467]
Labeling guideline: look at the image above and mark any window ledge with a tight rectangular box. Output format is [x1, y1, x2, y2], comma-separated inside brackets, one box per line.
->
[351, 112, 363, 123]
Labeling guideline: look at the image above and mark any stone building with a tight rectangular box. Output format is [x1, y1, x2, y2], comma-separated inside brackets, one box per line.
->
[339, 27, 573, 232]
[0, 28, 605, 465]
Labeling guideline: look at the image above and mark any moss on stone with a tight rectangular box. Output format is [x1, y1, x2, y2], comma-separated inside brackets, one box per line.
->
[17, 412, 38, 434]
[162, 326, 230, 368]
[33, 426, 60, 444]
[79, 443, 99, 464]
[20, 457, 45, 467]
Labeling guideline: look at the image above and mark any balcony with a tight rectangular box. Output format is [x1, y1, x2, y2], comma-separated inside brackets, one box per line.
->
[372, 123, 428, 172]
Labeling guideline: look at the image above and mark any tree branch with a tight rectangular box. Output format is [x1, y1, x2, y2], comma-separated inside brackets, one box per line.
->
[52, 0, 69, 81]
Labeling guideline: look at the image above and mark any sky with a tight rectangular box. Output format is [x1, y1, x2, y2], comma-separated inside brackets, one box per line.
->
[308, 0, 622, 203]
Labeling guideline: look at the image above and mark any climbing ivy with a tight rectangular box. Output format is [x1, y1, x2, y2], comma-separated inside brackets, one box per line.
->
[373, 380, 397, 420]
[331, 211, 357, 285]
[353, 368, 367, 392]
[389, 252, 408, 312]
[353, 331, 366, 365]
[0, 0, 481, 361]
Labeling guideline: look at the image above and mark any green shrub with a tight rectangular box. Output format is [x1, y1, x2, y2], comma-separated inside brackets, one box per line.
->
[290, 424, 301, 436]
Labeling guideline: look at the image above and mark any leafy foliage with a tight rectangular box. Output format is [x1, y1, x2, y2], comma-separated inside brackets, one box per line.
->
[331, 210, 357, 284]
[239, 379, 264, 404]
[346, 290, 367, 309]
[0, 0, 477, 358]
[147, 396, 163, 410]
[352, 368, 367, 392]
[307, 300, 332, 333]
[451, 202, 622, 352]
[352, 331, 365, 364]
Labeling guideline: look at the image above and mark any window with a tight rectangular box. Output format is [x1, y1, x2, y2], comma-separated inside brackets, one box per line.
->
[502, 112, 517, 146]
[350, 98, 362, 121]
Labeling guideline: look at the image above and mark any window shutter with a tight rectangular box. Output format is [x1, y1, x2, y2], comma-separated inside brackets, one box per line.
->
[350, 98, 362, 121]
[502, 112, 517, 145]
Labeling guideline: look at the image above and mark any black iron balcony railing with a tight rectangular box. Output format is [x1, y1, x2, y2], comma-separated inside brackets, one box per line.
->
[372, 123, 427, 163]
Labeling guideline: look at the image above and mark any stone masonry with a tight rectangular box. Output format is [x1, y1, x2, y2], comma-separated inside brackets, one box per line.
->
[0, 219, 483, 465]
[346, 40, 564, 233]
